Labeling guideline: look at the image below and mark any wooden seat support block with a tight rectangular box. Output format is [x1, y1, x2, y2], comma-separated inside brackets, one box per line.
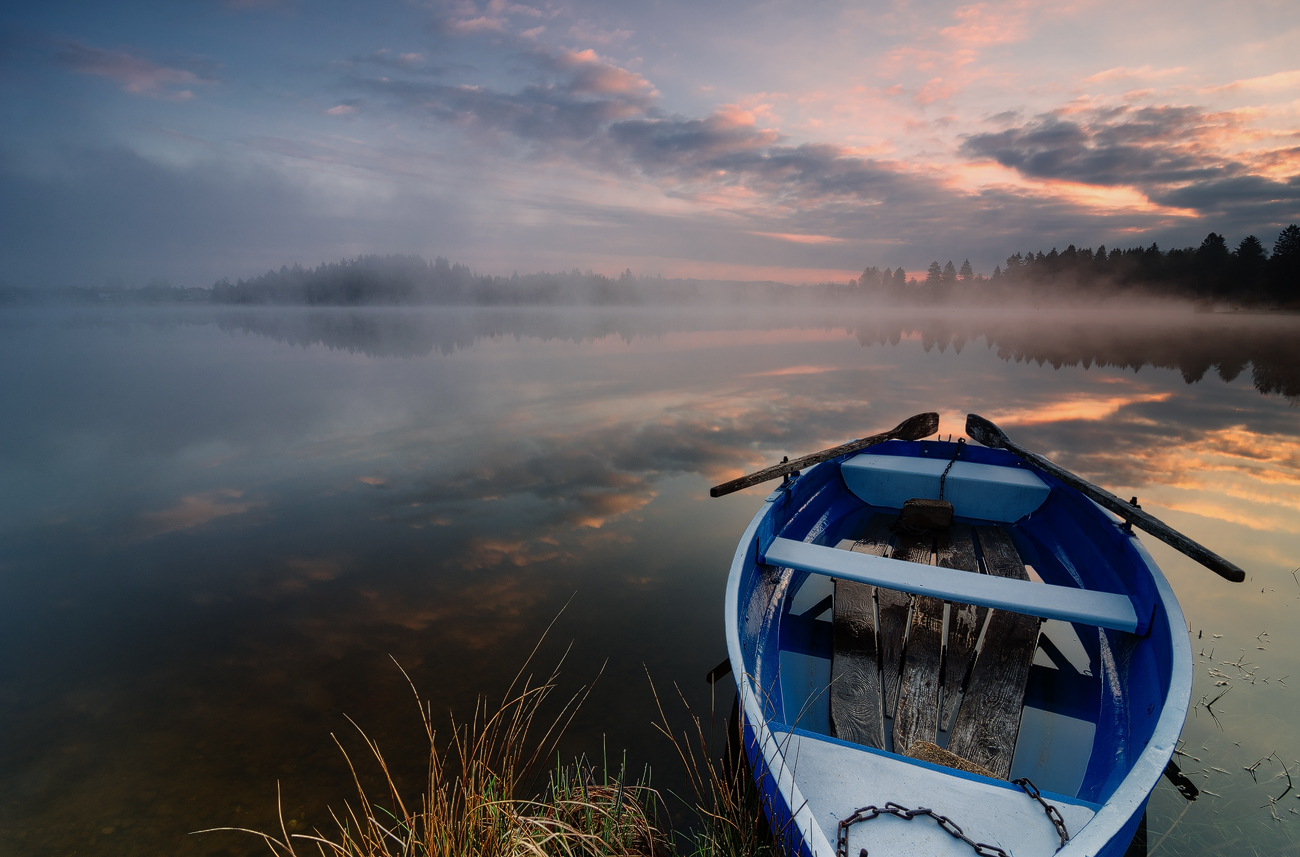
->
[764, 536, 1138, 632]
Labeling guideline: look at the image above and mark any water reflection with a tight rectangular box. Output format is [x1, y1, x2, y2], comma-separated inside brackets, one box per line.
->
[0, 305, 1297, 856]
[42, 305, 1300, 400]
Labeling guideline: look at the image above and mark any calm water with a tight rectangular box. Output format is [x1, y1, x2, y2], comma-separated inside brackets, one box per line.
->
[1, 305, 1298, 856]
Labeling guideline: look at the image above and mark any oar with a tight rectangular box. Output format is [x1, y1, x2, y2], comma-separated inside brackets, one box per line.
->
[965, 413, 1246, 583]
[710, 412, 939, 498]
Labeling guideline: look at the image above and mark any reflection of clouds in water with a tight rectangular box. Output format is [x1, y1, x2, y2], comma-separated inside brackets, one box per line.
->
[366, 386, 889, 549]
[986, 392, 1173, 425]
[461, 537, 564, 569]
[295, 570, 555, 655]
[137, 489, 263, 538]
[1092, 426, 1300, 534]
[271, 556, 348, 594]
[747, 365, 839, 377]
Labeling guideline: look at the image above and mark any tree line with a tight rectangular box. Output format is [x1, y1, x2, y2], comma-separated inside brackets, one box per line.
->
[853, 225, 1300, 305]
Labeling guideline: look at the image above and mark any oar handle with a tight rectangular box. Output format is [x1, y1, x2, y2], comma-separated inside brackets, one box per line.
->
[967, 413, 1246, 583]
[710, 412, 939, 498]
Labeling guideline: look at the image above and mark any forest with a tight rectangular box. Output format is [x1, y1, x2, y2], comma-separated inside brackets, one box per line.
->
[856, 225, 1300, 306]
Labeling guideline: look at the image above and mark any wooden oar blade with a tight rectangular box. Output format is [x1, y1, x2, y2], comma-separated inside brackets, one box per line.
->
[896, 411, 941, 442]
[964, 413, 1005, 448]
[709, 411, 939, 498]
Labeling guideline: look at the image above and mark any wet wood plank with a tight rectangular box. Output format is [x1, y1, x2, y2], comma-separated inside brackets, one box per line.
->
[829, 516, 892, 748]
[876, 544, 913, 720]
[935, 525, 988, 735]
[947, 526, 1042, 779]
[892, 532, 943, 755]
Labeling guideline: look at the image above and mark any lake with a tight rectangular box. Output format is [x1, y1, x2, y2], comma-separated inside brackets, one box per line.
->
[1, 304, 1298, 856]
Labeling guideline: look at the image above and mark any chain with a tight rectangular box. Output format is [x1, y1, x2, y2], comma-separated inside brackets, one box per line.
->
[938, 438, 966, 500]
[1013, 777, 1070, 851]
[835, 776, 1069, 857]
[836, 803, 1009, 857]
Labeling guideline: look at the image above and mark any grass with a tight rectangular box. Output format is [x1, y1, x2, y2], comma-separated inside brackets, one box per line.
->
[647, 674, 785, 857]
[202, 627, 785, 857]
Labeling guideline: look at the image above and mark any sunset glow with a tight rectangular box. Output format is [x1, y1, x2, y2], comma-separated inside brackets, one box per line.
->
[1, 1, 1295, 287]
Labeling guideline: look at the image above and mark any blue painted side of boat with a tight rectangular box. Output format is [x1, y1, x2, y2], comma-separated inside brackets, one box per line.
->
[724, 438, 1193, 857]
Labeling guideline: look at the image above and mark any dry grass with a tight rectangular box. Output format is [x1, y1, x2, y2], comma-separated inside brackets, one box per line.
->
[203, 632, 781, 857]
[648, 675, 788, 857]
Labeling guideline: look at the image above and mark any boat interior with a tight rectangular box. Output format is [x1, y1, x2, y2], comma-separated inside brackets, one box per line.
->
[742, 439, 1175, 823]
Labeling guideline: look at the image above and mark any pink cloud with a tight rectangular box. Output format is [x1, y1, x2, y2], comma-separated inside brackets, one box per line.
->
[914, 77, 958, 106]
[58, 40, 213, 100]
[558, 48, 657, 97]
[1085, 65, 1188, 84]
[449, 16, 508, 34]
[939, 0, 1034, 47]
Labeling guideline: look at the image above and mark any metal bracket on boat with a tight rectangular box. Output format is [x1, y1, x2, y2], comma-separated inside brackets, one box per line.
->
[1123, 497, 1141, 535]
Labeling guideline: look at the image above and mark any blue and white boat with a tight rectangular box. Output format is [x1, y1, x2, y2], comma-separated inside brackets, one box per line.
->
[720, 417, 1198, 857]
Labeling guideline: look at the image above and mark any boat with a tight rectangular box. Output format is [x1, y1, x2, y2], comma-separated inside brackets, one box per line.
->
[715, 413, 1237, 857]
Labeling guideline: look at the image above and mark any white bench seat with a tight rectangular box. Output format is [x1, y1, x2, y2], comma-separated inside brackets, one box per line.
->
[764, 537, 1138, 632]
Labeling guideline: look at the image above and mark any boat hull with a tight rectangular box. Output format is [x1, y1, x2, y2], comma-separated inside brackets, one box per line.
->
[724, 439, 1192, 857]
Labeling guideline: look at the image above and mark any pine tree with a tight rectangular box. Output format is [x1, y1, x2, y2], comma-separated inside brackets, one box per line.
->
[958, 259, 973, 281]
[1274, 224, 1300, 259]
[894, 267, 908, 288]
[1272, 224, 1300, 303]
[926, 261, 943, 285]
[942, 261, 958, 283]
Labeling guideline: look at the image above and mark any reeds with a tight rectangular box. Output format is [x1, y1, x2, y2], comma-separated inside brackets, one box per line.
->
[647, 675, 785, 857]
[205, 638, 780, 857]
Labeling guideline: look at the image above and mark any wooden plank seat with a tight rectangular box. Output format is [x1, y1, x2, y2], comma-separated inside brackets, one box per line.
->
[819, 515, 1108, 780]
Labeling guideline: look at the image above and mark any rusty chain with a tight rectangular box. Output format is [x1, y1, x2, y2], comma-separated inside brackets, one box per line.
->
[835, 777, 1069, 857]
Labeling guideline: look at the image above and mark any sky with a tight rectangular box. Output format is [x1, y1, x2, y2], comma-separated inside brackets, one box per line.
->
[1, 0, 1298, 288]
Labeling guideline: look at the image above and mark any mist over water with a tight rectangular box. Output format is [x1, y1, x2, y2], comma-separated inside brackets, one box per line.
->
[1, 305, 1298, 856]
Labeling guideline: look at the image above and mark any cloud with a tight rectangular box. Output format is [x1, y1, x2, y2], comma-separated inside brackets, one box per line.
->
[435, 0, 550, 37]
[138, 489, 263, 538]
[960, 104, 1300, 223]
[961, 106, 1230, 186]
[939, 0, 1035, 47]
[57, 39, 214, 100]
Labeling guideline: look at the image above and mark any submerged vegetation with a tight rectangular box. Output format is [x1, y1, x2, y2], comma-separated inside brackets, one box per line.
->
[204, 643, 783, 857]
